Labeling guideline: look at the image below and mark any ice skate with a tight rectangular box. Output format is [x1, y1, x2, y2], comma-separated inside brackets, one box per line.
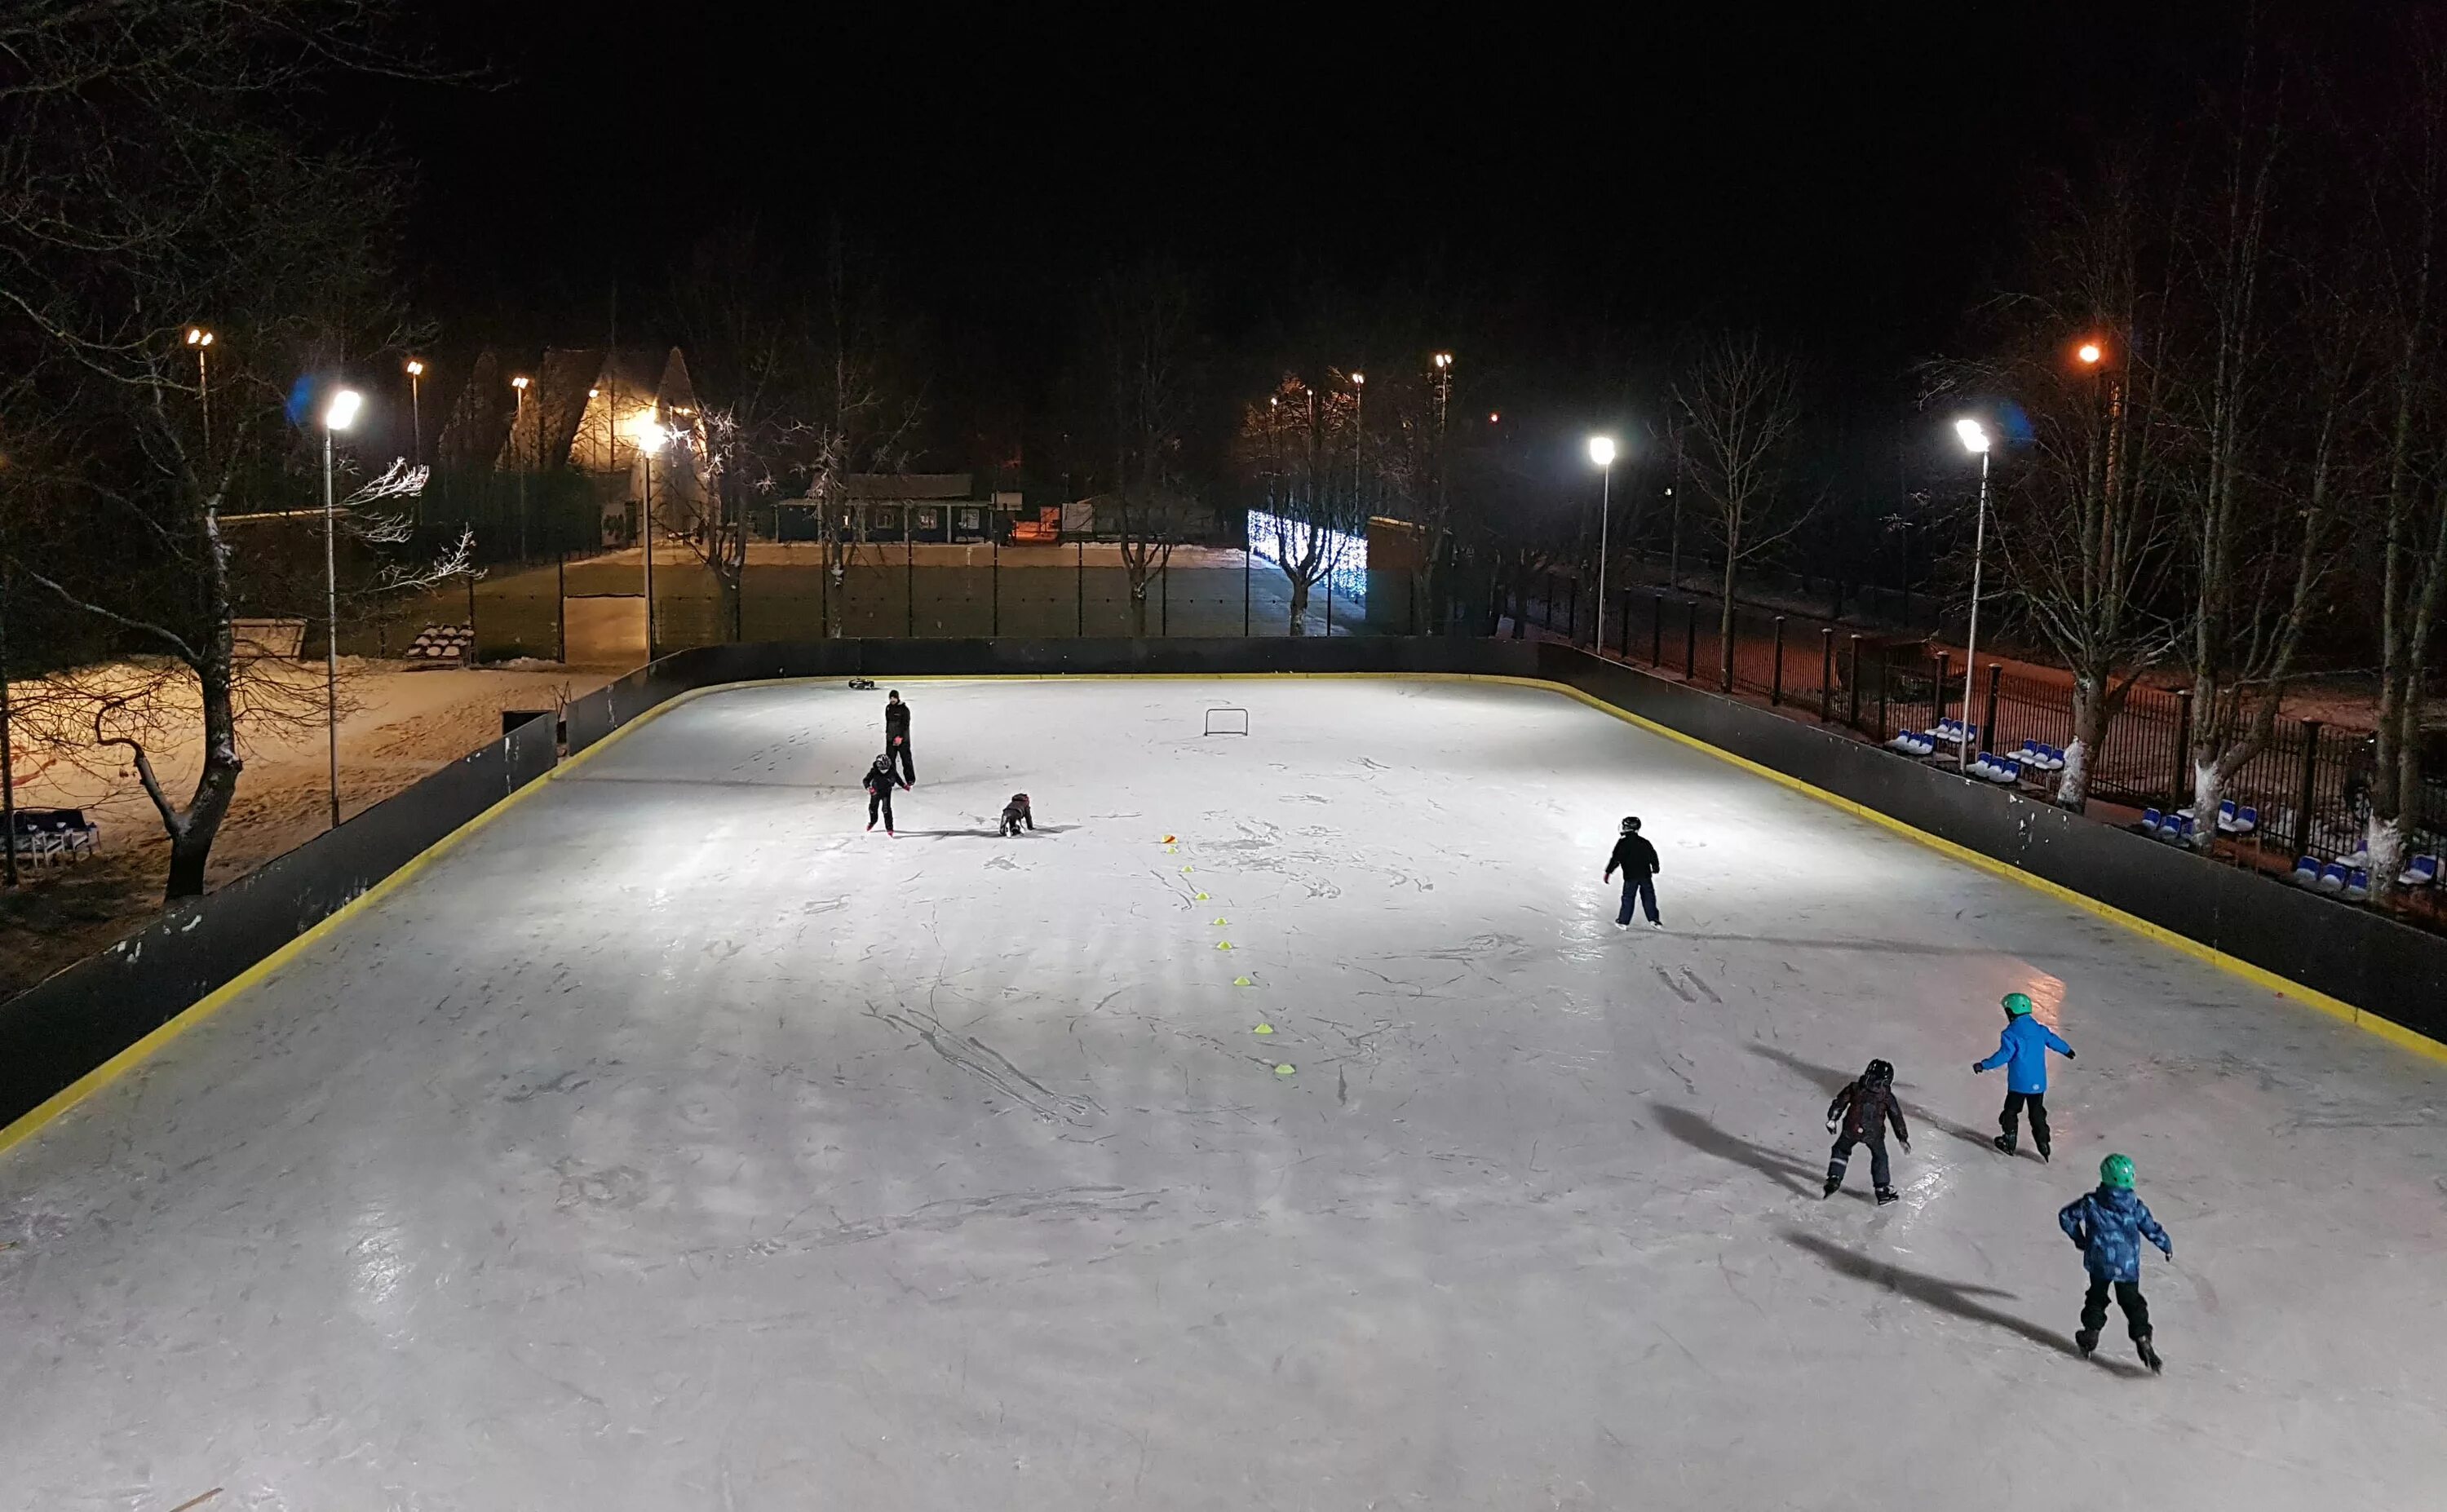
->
[2075, 1329, 2098, 1359]
[1822, 1177, 1841, 1198]
[1874, 1187, 1899, 1205]
[1992, 1134, 2016, 1156]
[1648, 917, 1663, 929]
[2036, 1141, 2052, 1164]
[2136, 1334, 2162, 1373]
[866, 820, 875, 832]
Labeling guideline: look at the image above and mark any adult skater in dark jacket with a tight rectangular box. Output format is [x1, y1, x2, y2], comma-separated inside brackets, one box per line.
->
[1603, 816, 1662, 928]
[863, 750, 909, 835]
[883, 690, 915, 785]
[1823, 1058, 1912, 1203]
[2059, 1153, 2173, 1371]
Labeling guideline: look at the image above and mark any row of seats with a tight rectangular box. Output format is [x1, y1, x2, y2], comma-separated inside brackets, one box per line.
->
[6, 807, 100, 869]
[2012, 741, 2070, 772]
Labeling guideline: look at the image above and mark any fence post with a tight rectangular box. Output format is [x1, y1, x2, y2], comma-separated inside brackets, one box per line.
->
[2293, 720, 2323, 857]
[1845, 634, 1861, 728]
[1770, 617, 1786, 705]
[1076, 537, 1085, 636]
[2172, 687, 2195, 810]
[1567, 576, 1578, 643]
[906, 531, 916, 637]
[1683, 600, 1697, 679]
[992, 533, 1001, 637]
[1878, 645, 1892, 742]
[1650, 594, 1663, 664]
[1934, 651, 1951, 732]
[1619, 592, 1632, 661]
[1718, 603, 1733, 693]
[1819, 628, 1834, 722]
[1983, 664, 2002, 758]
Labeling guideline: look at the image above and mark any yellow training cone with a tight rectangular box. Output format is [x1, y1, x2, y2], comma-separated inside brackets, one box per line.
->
[1232, 976, 1253, 987]
[1194, 892, 1209, 900]
[1253, 1023, 1274, 1035]
[1211, 917, 1228, 926]
[1215, 941, 1233, 951]
[1273, 1063, 1296, 1077]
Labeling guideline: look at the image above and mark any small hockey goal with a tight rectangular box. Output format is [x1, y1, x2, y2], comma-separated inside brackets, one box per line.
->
[1202, 705, 1250, 736]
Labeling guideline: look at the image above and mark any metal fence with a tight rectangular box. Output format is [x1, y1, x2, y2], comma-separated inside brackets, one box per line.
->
[1533, 577, 2438, 869]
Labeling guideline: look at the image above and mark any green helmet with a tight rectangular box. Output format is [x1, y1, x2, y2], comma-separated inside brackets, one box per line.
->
[2002, 992, 2035, 1016]
[2100, 1153, 2135, 1190]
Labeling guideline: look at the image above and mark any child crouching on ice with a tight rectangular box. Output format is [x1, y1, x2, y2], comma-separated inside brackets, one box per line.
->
[999, 793, 1034, 838]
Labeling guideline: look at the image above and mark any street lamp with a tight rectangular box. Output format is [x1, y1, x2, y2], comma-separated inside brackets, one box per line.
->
[404, 359, 425, 462]
[187, 327, 215, 454]
[633, 413, 668, 660]
[1589, 435, 1617, 655]
[2077, 341, 2104, 366]
[1954, 417, 1993, 773]
[320, 387, 363, 829]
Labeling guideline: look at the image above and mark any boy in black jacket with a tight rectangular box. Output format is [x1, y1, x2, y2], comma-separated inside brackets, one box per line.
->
[1825, 1059, 1912, 1204]
[864, 750, 909, 835]
[1602, 816, 1662, 928]
[884, 691, 915, 785]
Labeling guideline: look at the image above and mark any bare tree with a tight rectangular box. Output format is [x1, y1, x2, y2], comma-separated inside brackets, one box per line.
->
[2356, 22, 2447, 897]
[1236, 374, 1363, 634]
[1087, 264, 1203, 635]
[1674, 333, 1807, 689]
[1940, 166, 2184, 807]
[799, 222, 923, 638]
[0, 0, 439, 898]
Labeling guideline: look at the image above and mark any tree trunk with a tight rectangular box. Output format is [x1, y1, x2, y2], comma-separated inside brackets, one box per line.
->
[1285, 577, 1311, 636]
[1130, 579, 1150, 637]
[1718, 559, 1738, 691]
[2056, 674, 2110, 811]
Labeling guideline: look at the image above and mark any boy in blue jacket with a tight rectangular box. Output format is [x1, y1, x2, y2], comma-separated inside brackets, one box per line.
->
[1972, 991, 2074, 1161]
[2059, 1153, 2172, 1372]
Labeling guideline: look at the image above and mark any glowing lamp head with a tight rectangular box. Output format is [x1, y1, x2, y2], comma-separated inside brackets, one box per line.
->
[186, 328, 212, 347]
[511, 374, 530, 391]
[1588, 435, 1617, 467]
[1433, 351, 1452, 369]
[1954, 418, 1991, 454]
[2077, 342, 2103, 365]
[1352, 370, 1365, 387]
[405, 358, 424, 376]
[630, 412, 669, 452]
[322, 387, 363, 432]
[1489, 412, 1500, 424]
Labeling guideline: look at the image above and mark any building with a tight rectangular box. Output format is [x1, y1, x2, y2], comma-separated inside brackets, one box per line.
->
[438, 346, 711, 546]
[779, 474, 1026, 544]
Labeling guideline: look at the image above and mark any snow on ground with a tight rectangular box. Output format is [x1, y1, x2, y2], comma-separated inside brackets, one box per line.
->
[1, 677, 2442, 1510]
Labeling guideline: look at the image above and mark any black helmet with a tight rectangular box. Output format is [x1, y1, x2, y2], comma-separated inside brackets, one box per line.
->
[1865, 1059, 1894, 1085]
[887, 689, 901, 699]
[1621, 816, 1641, 834]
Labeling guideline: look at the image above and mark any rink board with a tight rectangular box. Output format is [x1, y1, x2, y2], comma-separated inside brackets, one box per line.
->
[2, 675, 2444, 1509]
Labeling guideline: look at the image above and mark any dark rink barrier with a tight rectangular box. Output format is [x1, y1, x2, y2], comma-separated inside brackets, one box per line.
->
[6, 637, 2436, 1139]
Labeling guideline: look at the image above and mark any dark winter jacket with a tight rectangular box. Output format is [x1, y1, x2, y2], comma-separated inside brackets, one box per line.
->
[1976, 1015, 2075, 1094]
[1002, 794, 1033, 829]
[864, 758, 907, 797]
[884, 700, 911, 739]
[1604, 833, 1661, 881]
[1827, 1079, 1911, 1144]
[2057, 1185, 2173, 1283]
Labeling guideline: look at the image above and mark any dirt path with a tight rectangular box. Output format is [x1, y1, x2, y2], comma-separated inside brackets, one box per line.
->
[2, 662, 612, 1000]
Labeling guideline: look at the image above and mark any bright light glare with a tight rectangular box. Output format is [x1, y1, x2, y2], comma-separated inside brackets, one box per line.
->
[1433, 352, 1452, 369]
[511, 374, 530, 391]
[631, 416, 669, 452]
[405, 359, 424, 376]
[1954, 417, 1990, 453]
[1588, 435, 1617, 467]
[323, 388, 363, 432]
[186, 328, 212, 347]
[2077, 342, 2103, 365]
[1352, 371, 1365, 386]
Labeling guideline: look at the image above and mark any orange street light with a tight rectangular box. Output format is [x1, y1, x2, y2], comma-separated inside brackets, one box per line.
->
[2077, 341, 2104, 366]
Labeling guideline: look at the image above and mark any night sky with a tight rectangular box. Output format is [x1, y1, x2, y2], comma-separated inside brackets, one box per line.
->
[366, 4, 2248, 444]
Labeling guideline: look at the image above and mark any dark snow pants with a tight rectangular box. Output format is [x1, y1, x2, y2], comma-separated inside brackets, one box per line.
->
[867, 790, 896, 833]
[2000, 1090, 2051, 1152]
[1826, 1134, 1890, 1193]
[1616, 874, 1659, 926]
[2082, 1277, 2152, 1340]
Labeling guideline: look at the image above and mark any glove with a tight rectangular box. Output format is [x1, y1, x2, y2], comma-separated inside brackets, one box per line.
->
[1971, 1061, 1985, 1074]
[1899, 1140, 1911, 1152]
[2065, 1050, 2076, 1059]
[1825, 1121, 1838, 1134]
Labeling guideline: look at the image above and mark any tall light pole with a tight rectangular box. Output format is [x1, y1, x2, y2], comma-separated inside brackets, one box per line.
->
[186, 328, 215, 456]
[321, 387, 363, 829]
[405, 359, 426, 462]
[1589, 435, 1617, 655]
[635, 414, 666, 661]
[1954, 417, 1993, 772]
[511, 374, 532, 565]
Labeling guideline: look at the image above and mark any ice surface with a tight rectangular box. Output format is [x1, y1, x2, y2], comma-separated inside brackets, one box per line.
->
[2, 677, 2444, 1510]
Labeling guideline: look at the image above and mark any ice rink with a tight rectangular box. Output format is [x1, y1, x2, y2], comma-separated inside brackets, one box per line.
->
[4, 676, 2445, 1510]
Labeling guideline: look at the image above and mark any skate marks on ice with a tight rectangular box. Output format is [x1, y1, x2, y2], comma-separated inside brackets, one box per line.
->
[1777, 1227, 2152, 1377]
[865, 1004, 1103, 1127]
[1650, 965, 1723, 1004]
